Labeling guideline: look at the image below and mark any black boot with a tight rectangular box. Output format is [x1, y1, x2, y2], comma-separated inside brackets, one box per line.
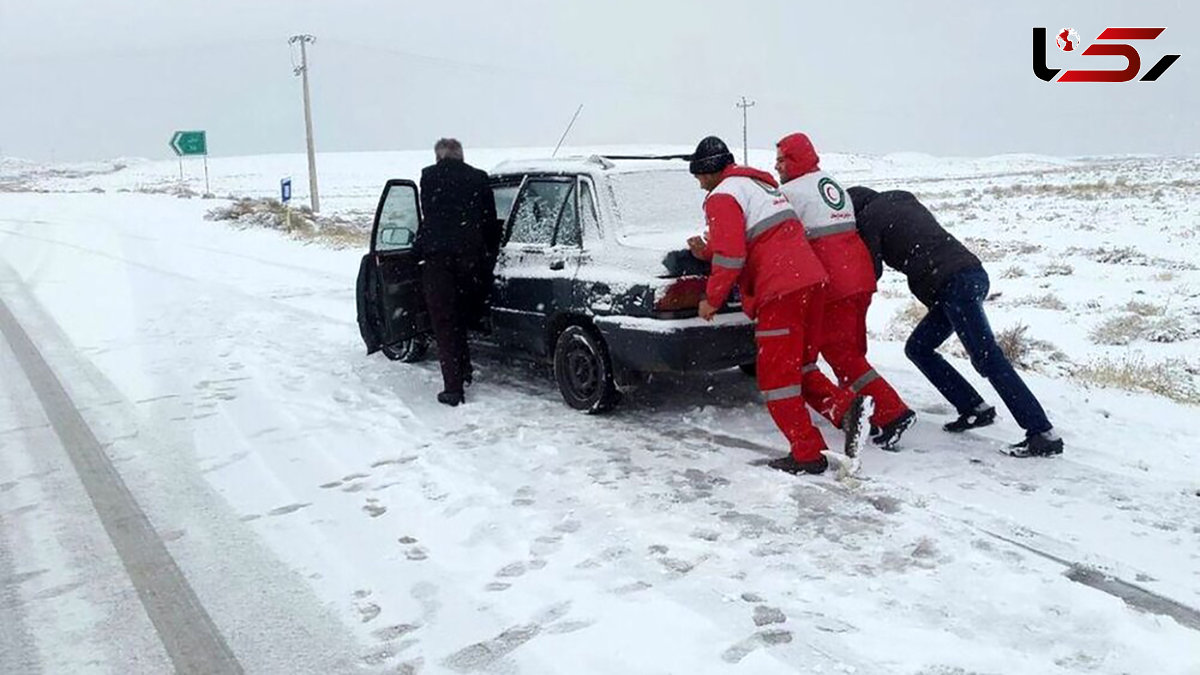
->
[873, 409, 916, 451]
[437, 391, 464, 407]
[840, 395, 874, 458]
[767, 454, 828, 475]
[1007, 431, 1063, 458]
[943, 406, 996, 433]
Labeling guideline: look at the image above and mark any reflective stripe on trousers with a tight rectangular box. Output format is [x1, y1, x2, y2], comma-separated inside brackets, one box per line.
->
[850, 368, 880, 393]
[762, 384, 804, 402]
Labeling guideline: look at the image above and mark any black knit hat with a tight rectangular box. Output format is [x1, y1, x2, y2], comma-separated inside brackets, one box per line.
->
[688, 136, 735, 175]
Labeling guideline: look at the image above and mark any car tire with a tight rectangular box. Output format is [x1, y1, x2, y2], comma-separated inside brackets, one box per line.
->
[554, 325, 620, 414]
[381, 336, 430, 363]
[739, 362, 757, 377]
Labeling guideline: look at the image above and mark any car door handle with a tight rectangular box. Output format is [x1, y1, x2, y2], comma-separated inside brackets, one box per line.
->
[549, 260, 565, 271]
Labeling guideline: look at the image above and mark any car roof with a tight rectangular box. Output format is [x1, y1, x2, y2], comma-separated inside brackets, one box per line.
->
[491, 155, 691, 178]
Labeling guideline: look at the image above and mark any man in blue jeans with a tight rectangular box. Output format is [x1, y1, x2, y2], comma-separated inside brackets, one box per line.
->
[848, 187, 1063, 457]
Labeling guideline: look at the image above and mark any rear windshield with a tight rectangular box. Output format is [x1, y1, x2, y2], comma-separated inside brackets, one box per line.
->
[604, 170, 706, 246]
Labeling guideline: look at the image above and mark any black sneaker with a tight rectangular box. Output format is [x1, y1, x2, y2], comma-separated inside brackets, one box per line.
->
[840, 395, 874, 458]
[437, 391, 464, 407]
[767, 454, 828, 475]
[1007, 432, 1063, 458]
[943, 406, 996, 433]
[873, 409, 917, 451]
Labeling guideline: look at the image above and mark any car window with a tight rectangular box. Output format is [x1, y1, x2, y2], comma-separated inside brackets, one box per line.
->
[492, 184, 520, 221]
[508, 180, 572, 246]
[375, 183, 420, 252]
[555, 185, 581, 247]
[578, 179, 599, 240]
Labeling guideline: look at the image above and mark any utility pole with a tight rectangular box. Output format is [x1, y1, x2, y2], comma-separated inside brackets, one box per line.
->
[736, 96, 756, 165]
[289, 34, 320, 213]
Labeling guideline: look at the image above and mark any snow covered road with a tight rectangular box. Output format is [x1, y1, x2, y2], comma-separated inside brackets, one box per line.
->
[2, 156, 1199, 674]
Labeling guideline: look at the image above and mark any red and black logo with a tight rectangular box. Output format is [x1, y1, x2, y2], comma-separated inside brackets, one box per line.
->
[1033, 27, 1181, 82]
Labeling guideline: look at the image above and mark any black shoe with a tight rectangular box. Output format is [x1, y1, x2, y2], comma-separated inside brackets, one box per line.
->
[943, 406, 996, 433]
[1007, 432, 1063, 458]
[840, 395, 874, 458]
[873, 409, 916, 451]
[767, 454, 828, 475]
[437, 391, 464, 407]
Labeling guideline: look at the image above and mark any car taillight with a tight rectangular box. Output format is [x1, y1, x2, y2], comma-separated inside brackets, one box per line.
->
[654, 276, 707, 313]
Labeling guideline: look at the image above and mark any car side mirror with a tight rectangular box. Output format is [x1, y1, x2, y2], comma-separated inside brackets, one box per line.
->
[398, 229, 415, 247]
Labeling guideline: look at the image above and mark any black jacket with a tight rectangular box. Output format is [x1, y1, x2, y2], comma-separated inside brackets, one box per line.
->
[416, 159, 500, 259]
[849, 187, 981, 306]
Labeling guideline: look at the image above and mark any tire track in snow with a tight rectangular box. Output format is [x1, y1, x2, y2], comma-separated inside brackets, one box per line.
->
[0, 295, 243, 673]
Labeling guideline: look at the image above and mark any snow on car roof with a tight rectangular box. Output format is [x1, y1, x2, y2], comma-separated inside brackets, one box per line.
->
[491, 155, 691, 177]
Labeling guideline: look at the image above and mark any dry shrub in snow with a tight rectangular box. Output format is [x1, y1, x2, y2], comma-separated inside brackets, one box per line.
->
[1066, 246, 1198, 271]
[1000, 265, 1027, 279]
[1041, 262, 1075, 277]
[1016, 293, 1067, 311]
[1089, 312, 1190, 345]
[995, 323, 1068, 371]
[1090, 314, 1147, 346]
[963, 238, 1040, 262]
[1124, 300, 1164, 317]
[1074, 356, 1200, 406]
[886, 301, 927, 339]
[206, 198, 369, 250]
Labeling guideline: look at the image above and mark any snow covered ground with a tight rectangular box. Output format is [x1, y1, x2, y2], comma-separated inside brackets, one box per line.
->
[1, 148, 1198, 674]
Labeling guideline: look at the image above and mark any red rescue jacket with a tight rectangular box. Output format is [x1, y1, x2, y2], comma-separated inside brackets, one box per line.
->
[777, 133, 877, 302]
[703, 165, 828, 318]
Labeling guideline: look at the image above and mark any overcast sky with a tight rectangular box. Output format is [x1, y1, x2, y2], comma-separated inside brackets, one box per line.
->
[0, 0, 1195, 162]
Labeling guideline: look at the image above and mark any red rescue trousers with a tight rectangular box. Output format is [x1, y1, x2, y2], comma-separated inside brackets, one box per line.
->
[754, 288, 828, 462]
[802, 292, 910, 428]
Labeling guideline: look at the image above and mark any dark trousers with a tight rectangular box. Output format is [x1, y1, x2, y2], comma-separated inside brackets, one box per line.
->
[904, 267, 1052, 436]
[422, 255, 480, 395]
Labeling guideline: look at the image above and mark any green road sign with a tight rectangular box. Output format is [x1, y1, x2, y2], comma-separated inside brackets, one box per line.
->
[170, 130, 207, 156]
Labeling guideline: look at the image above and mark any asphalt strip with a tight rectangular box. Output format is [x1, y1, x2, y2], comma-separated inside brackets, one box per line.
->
[0, 295, 244, 674]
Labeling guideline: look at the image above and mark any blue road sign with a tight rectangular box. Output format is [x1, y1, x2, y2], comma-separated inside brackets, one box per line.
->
[281, 177, 292, 204]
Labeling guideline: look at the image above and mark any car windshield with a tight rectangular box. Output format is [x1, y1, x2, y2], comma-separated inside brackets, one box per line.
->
[605, 169, 707, 250]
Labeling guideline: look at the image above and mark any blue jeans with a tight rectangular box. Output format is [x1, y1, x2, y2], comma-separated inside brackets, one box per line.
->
[904, 267, 1052, 436]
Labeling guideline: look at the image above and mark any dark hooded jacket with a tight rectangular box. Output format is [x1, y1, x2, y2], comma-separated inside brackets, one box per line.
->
[848, 187, 981, 306]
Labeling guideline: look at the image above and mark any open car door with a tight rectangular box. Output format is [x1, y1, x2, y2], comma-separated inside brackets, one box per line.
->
[356, 179, 430, 354]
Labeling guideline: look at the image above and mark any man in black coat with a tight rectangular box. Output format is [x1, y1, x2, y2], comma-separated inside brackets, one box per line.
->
[416, 138, 500, 406]
[848, 187, 1063, 457]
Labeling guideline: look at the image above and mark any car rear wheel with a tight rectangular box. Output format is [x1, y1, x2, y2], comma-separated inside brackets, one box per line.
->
[381, 336, 430, 363]
[554, 325, 620, 413]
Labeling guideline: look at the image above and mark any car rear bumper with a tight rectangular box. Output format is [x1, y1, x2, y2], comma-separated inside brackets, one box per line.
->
[593, 313, 755, 373]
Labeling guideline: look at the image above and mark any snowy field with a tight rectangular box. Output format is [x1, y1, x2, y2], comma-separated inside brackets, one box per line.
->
[1, 147, 1198, 674]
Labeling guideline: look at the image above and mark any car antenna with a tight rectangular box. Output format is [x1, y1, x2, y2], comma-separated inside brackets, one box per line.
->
[551, 104, 584, 158]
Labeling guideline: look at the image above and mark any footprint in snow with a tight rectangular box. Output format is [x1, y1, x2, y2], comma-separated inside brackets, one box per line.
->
[267, 503, 310, 517]
[720, 629, 794, 663]
[529, 534, 562, 557]
[371, 624, 419, 642]
[495, 562, 527, 578]
[357, 602, 382, 623]
[512, 485, 536, 507]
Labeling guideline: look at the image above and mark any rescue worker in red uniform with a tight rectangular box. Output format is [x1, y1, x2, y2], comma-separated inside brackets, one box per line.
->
[688, 136, 869, 475]
[775, 133, 917, 449]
